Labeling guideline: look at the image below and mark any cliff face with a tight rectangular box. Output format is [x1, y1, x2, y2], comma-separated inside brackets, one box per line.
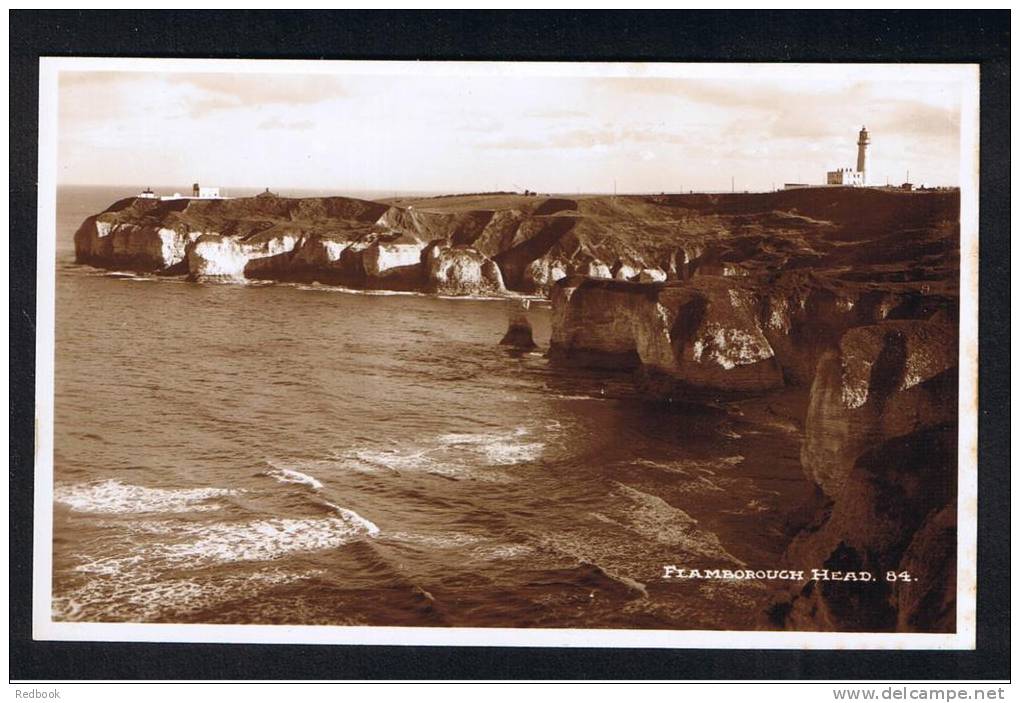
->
[545, 188, 960, 633]
[423, 241, 506, 296]
[77, 188, 956, 299]
[800, 319, 958, 498]
[550, 276, 783, 393]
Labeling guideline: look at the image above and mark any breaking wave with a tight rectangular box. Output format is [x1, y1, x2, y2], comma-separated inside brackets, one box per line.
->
[54, 479, 237, 514]
[261, 465, 324, 490]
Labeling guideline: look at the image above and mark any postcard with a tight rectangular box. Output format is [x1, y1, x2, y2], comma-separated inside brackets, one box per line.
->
[32, 57, 978, 649]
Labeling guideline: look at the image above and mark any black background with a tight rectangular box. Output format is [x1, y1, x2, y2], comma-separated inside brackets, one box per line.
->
[9, 10, 1010, 681]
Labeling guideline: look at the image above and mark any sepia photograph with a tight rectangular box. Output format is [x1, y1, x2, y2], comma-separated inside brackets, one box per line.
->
[31, 56, 978, 650]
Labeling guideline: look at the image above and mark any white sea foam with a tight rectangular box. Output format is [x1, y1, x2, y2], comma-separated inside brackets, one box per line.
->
[262, 466, 323, 490]
[159, 516, 372, 564]
[352, 448, 434, 473]
[539, 531, 650, 598]
[386, 531, 486, 549]
[436, 427, 543, 466]
[630, 455, 744, 475]
[54, 479, 237, 514]
[627, 461, 726, 494]
[53, 567, 323, 623]
[325, 503, 381, 537]
[293, 282, 514, 303]
[609, 482, 745, 565]
[75, 507, 379, 577]
[349, 434, 532, 479]
[295, 284, 423, 298]
[472, 543, 534, 561]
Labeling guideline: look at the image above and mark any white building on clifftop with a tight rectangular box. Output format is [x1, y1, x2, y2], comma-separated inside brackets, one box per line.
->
[826, 167, 864, 186]
[142, 182, 230, 201]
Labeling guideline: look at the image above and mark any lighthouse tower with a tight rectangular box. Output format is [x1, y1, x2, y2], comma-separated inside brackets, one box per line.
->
[856, 126, 870, 184]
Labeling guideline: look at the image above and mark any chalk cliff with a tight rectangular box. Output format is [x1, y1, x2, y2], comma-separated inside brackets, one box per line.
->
[75, 188, 958, 299]
[541, 188, 960, 633]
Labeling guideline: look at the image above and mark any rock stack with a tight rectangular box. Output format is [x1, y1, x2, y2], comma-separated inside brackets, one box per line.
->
[499, 300, 537, 349]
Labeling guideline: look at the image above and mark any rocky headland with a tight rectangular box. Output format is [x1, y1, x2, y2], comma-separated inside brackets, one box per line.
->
[74, 186, 961, 632]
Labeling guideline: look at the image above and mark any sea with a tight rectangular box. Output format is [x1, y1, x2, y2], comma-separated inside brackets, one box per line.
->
[51, 184, 813, 630]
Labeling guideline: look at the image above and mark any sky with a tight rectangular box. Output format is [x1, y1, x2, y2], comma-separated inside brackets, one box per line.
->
[56, 64, 967, 194]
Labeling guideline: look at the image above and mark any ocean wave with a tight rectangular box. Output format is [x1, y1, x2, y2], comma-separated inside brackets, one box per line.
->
[53, 566, 322, 623]
[386, 531, 486, 549]
[435, 427, 543, 466]
[630, 455, 744, 475]
[54, 479, 237, 514]
[607, 482, 745, 565]
[346, 427, 541, 480]
[471, 543, 534, 561]
[325, 502, 380, 537]
[385, 530, 532, 562]
[158, 515, 373, 564]
[260, 465, 323, 490]
[351, 448, 435, 473]
[537, 532, 650, 598]
[75, 506, 379, 577]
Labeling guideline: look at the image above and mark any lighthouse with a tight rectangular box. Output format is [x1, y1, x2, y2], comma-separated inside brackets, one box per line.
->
[856, 126, 870, 184]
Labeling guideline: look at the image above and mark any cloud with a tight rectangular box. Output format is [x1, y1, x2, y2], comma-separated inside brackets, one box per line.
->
[55, 67, 965, 191]
[482, 136, 549, 150]
[59, 71, 152, 90]
[258, 117, 315, 131]
[482, 125, 690, 152]
[165, 73, 350, 117]
[523, 108, 588, 119]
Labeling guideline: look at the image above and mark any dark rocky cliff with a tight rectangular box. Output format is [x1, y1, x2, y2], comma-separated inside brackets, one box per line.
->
[75, 188, 958, 297]
[544, 188, 960, 632]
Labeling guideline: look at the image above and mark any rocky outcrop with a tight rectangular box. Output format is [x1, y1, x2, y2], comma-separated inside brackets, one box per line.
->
[574, 259, 612, 279]
[189, 232, 302, 282]
[548, 249, 961, 632]
[74, 217, 199, 273]
[499, 302, 537, 349]
[613, 262, 642, 281]
[363, 236, 428, 285]
[313, 234, 427, 290]
[766, 316, 959, 633]
[550, 276, 783, 394]
[895, 503, 957, 632]
[287, 234, 349, 282]
[521, 256, 569, 295]
[800, 319, 958, 499]
[423, 241, 505, 296]
[637, 268, 668, 283]
[775, 422, 957, 632]
[187, 234, 248, 281]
